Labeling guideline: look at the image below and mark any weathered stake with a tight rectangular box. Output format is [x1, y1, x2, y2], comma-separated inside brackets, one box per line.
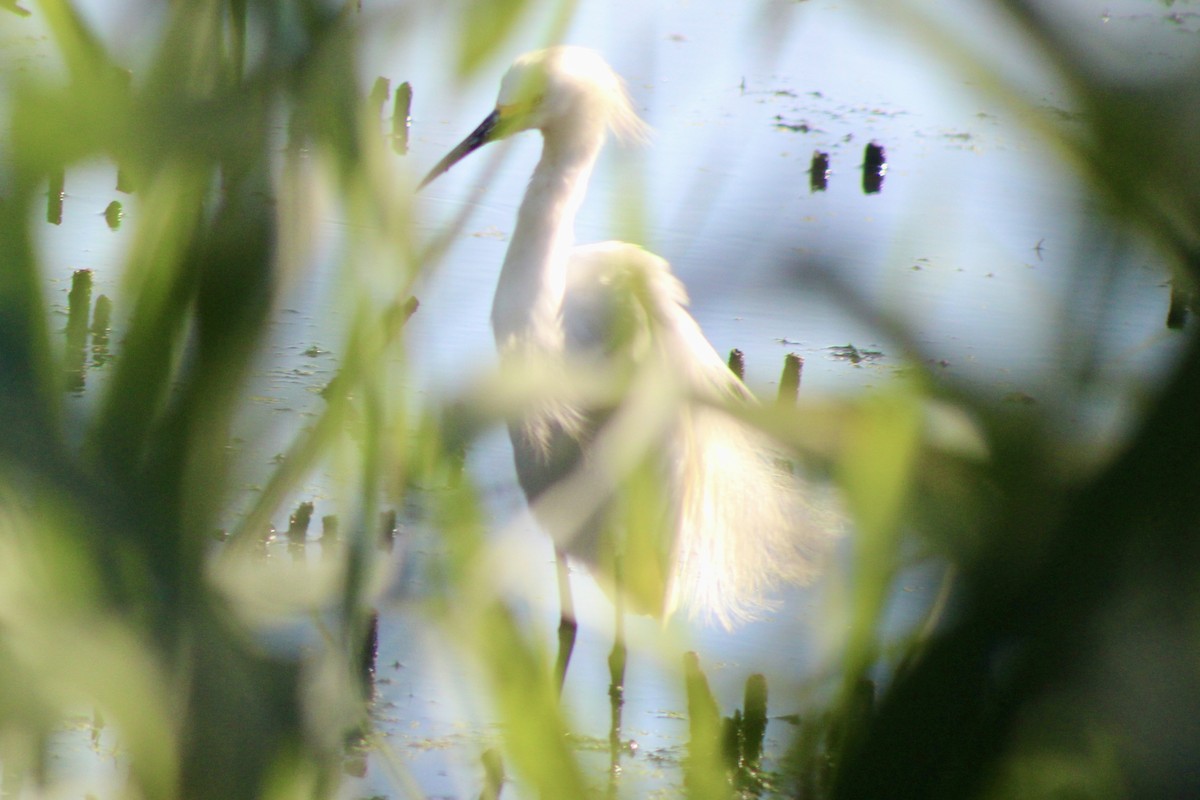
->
[368, 76, 390, 120]
[862, 140, 887, 194]
[379, 509, 397, 551]
[778, 352, 803, 405]
[727, 348, 745, 381]
[47, 169, 65, 225]
[287, 501, 314, 545]
[810, 150, 830, 193]
[392, 81, 412, 155]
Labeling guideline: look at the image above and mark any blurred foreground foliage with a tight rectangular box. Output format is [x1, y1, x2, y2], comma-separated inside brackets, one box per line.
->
[0, 2, 418, 798]
[819, 2, 1200, 799]
[0, 1, 1197, 799]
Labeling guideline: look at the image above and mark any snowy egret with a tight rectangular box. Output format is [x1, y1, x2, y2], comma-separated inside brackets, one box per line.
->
[421, 47, 829, 658]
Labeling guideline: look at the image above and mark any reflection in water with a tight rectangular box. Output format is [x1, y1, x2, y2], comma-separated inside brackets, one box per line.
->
[683, 652, 775, 796]
[862, 140, 886, 194]
[607, 586, 628, 793]
[91, 294, 113, 367]
[65, 269, 92, 393]
[63, 271, 112, 394]
[360, 612, 380, 701]
[791, 676, 876, 798]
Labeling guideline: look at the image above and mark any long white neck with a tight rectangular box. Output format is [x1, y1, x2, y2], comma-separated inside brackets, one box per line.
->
[490, 126, 604, 353]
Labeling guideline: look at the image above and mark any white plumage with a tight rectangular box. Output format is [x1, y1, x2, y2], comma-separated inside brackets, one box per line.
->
[421, 46, 831, 629]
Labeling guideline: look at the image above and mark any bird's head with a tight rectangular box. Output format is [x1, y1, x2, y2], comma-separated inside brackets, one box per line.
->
[419, 46, 646, 189]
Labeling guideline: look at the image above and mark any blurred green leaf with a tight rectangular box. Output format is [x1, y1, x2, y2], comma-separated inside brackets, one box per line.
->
[456, 0, 536, 76]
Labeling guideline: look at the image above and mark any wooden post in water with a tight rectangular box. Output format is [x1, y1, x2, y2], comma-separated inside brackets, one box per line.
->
[359, 612, 379, 700]
[862, 141, 887, 194]
[321, 514, 339, 543]
[368, 76, 390, 120]
[66, 270, 93, 393]
[47, 169, 65, 225]
[392, 81, 412, 155]
[287, 501, 314, 560]
[727, 348, 745, 381]
[809, 150, 830, 193]
[742, 673, 768, 767]
[379, 509, 397, 551]
[1167, 282, 1191, 329]
[778, 353, 803, 405]
[319, 514, 339, 561]
[104, 201, 122, 230]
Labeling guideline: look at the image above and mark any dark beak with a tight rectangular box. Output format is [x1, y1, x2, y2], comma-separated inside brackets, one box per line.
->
[417, 109, 502, 190]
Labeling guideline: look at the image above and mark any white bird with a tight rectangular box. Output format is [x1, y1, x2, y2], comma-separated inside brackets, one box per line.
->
[420, 47, 830, 641]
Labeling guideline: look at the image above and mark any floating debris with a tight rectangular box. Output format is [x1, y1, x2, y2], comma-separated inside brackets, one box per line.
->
[774, 116, 812, 134]
[828, 343, 884, 364]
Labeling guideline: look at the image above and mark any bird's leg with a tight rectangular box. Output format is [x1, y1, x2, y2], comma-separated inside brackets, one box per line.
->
[553, 547, 577, 695]
[607, 553, 628, 783]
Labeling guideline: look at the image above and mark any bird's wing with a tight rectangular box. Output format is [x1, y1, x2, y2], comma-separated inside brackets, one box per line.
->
[560, 241, 835, 628]
[563, 241, 746, 398]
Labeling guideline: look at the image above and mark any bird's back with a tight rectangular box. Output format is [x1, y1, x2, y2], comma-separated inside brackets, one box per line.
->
[516, 241, 833, 628]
